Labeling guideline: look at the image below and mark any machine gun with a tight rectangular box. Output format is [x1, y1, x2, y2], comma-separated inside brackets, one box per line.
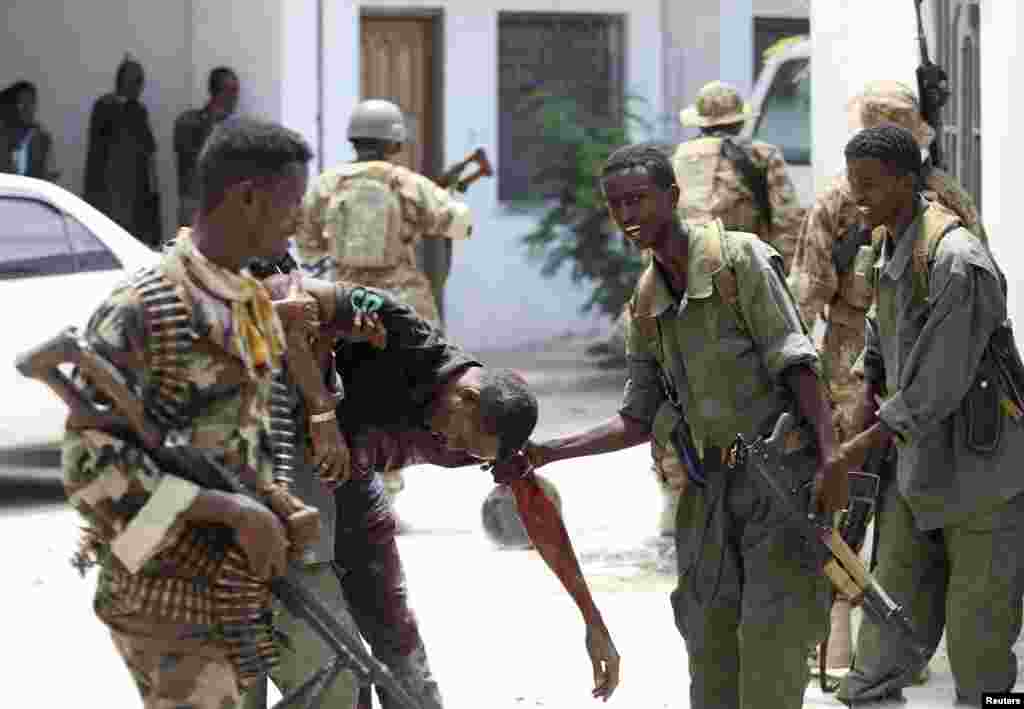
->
[735, 414, 931, 671]
[435, 147, 494, 193]
[15, 327, 424, 709]
[914, 0, 951, 170]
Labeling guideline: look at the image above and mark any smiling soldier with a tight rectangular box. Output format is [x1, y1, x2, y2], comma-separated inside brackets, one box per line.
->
[511, 142, 848, 709]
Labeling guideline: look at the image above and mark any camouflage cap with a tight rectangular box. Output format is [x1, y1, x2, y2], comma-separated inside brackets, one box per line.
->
[679, 81, 757, 128]
[847, 80, 936, 149]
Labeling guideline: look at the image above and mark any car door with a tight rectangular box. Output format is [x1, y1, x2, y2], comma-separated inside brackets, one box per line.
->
[0, 194, 128, 449]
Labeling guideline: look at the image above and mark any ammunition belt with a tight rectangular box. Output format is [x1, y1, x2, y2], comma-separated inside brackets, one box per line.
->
[131, 267, 193, 430]
[100, 525, 278, 687]
[269, 368, 302, 480]
[128, 268, 283, 685]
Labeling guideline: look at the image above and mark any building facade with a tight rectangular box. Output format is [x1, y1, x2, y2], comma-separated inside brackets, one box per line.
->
[1, 0, 805, 350]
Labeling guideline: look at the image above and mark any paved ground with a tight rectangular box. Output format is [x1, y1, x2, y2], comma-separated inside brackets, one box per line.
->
[2, 333, 1022, 708]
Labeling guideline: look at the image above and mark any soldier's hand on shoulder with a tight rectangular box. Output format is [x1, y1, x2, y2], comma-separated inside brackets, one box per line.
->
[484, 448, 534, 485]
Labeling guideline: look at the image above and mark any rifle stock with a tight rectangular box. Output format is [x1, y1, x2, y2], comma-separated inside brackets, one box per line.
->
[15, 327, 424, 709]
[740, 413, 931, 667]
[435, 147, 493, 193]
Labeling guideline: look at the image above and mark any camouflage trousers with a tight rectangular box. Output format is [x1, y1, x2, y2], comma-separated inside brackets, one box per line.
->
[822, 317, 866, 441]
[107, 614, 242, 709]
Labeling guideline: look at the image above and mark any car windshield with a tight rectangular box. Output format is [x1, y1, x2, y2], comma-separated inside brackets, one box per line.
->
[753, 57, 811, 165]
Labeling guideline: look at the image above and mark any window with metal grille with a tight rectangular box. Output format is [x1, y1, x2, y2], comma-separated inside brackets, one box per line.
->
[497, 12, 625, 202]
[934, 0, 981, 210]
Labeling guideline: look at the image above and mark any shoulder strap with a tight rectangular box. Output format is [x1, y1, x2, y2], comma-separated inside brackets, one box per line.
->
[912, 201, 963, 308]
[720, 137, 772, 227]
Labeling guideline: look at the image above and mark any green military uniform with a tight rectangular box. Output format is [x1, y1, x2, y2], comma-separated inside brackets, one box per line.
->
[621, 219, 830, 709]
[837, 198, 1024, 706]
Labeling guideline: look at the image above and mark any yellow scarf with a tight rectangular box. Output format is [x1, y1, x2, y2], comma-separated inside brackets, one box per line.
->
[169, 228, 286, 376]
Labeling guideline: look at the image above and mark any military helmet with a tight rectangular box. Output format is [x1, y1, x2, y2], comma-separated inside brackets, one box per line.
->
[847, 80, 936, 149]
[347, 99, 408, 143]
[679, 81, 758, 128]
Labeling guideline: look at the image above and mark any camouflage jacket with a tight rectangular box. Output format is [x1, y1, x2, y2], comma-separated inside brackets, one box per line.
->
[788, 167, 985, 329]
[62, 256, 281, 618]
[671, 136, 805, 270]
[294, 160, 472, 275]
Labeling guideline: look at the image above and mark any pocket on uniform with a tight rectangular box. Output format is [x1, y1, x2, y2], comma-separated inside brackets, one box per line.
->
[961, 349, 1004, 456]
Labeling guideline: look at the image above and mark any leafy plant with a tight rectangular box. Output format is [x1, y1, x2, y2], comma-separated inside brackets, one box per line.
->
[513, 91, 669, 318]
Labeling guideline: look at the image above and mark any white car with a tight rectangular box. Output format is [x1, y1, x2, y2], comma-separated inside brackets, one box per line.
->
[0, 174, 159, 450]
[742, 36, 813, 209]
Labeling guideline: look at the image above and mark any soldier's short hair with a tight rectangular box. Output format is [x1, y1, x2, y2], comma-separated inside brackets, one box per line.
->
[196, 118, 313, 211]
[601, 142, 677, 191]
[477, 368, 538, 462]
[208, 67, 238, 97]
[844, 124, 922, 179]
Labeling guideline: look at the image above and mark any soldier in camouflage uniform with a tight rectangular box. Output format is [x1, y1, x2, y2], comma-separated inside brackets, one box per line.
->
[294, 98, 472, 516]
[674, 80, 805, 270]
[523, 143, 849, 709]
[787, 80, 986, 675]
[60, 119, 314, 709]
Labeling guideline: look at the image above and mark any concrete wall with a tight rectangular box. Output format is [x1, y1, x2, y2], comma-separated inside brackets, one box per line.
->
[811, 0, 922, 193]
[979, 1, 1019, 324]
[754, 0, 810, 17]
[2, 0, 758, 351]
[326, 0, 672, 351]
[663, 0, 756, 144]
[0, 0, 191, 243]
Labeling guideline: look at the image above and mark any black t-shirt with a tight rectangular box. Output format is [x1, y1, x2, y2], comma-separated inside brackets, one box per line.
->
[334, 285, 481, 435]
[331, 285, 481, 547]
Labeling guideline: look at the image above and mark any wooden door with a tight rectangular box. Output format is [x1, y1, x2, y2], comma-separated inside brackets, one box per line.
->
[360, 17, 435, 175]
[360, 16, 450, 325]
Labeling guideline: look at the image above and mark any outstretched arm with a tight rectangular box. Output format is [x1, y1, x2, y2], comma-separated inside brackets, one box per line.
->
[505, 468, 621, 701]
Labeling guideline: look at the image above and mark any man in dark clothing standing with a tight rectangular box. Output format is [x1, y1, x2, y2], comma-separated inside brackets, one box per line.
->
[84, 54, 161, 247]
[174, 67, 240, 227]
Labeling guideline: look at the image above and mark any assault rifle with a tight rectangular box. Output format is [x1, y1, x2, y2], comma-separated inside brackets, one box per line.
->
[15, 327, 424, 709]
[435, 147, 494, 193]
[914, 0, 951, 170]
[735, 413, 931, 669]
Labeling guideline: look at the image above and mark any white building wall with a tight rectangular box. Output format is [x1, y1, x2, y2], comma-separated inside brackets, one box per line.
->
[979, 1, 1019, 324]
[2, 0, 757, 352]
[0, 0, 191, 243]
[753, 0, 810, 17]
[326, 0, 669, 351]
[810, 0, 921, 193]
[663, 0, 756, 144]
